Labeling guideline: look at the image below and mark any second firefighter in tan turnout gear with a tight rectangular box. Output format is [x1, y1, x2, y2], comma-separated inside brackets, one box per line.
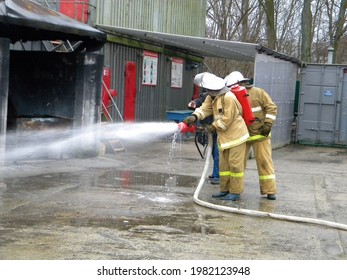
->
[183, 72, 249, 201]
[225, 71, 277, 200]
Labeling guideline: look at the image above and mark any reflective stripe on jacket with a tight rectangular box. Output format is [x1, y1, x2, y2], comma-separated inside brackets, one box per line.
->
[193, 91, 249, 151]
[246, 86, 277, 138]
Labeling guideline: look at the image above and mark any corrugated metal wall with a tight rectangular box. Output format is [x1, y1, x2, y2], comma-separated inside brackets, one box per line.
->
[254, 53, 298, 148]
[296, 64, 347, 146]
[29, 0, 206, 122]
[95, 0, 206, 36]
[102, 43, 204, 122]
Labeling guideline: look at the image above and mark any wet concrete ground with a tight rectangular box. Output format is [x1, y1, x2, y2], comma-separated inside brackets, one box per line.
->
[0, 138, 347, 260]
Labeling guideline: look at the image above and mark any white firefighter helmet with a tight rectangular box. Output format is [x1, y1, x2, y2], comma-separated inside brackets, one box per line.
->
[193, 72, 208, 85]
[224, 71, 250, 87]
[194, 72, 225, 90]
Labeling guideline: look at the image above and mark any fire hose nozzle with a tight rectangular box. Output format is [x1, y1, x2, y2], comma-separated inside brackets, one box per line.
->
[177, 122, 196, 133]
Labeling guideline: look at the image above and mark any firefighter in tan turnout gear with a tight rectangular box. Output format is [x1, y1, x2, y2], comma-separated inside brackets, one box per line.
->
[183, 72, 249, 201]
[225, 71, 277, 200]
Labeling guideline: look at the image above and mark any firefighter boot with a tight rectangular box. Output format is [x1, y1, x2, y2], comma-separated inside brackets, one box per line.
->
[220, 193, 240, 201]
[209, 177, 220, 185]
[267, 194, 276, 200]
[212, 191, 229, 198]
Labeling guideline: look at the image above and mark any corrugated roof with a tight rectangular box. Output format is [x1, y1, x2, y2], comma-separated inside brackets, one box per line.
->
[97, 25, 258, 61]
[97, 24, 302, 65]
[0, 0, 106, 51]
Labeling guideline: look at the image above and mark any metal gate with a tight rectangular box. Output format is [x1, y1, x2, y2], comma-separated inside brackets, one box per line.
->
[296, 64, 347, 146]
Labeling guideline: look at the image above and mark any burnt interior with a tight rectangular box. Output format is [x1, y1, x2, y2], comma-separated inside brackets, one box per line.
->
[0, 0, 107, 158]
[7, 51, 77, 130]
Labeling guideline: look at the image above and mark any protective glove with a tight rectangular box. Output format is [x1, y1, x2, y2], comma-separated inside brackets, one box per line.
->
[205, 124, 216, 133]
[187, 101, 196, 109]
[182, 114, 197, 126]
[260, 122, 272, 137]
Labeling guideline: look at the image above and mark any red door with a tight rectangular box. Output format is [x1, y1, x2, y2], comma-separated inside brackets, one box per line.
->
[123, 62, 137, 121]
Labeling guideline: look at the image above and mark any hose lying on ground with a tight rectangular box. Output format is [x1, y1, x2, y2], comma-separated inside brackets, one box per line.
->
[192, 133, 347, 232]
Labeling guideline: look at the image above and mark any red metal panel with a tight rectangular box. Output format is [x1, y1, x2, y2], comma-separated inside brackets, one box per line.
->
[124, 62, 137, 121]
[59, 0, 89, 23]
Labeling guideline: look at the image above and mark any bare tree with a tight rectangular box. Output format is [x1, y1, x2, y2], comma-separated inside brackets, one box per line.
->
[259, 0, 276, 49]
[260, 0, 301, 57]
[310, 0, 347, 63]
[205, 0, 257, 76]
[207, 0, 261, 42]
[241, 0, 250, 41]
[205, 0, 347, 70]
[301, 0, 313, 62]
[206, 0, 232, 40]
[310, 0, 327, 63]
[328, 0, 347, 63]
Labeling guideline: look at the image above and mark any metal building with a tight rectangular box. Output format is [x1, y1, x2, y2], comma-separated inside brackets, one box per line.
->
[97, 25, 300, 149]
[254, 50, 299, 148]
[94, 0, 208, 122]
[99, 32, 204, 122]
[0, 0, 106, 162]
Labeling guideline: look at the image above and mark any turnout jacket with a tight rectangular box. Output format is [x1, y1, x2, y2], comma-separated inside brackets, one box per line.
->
[193, 91, 249, 151]
[191, 92, 213, 125]
[246, 86, 277, 139]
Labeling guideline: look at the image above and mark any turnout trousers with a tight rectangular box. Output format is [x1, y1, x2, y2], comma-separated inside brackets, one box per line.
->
[245, 139, 276, 195]
[219, 142, 246, 194]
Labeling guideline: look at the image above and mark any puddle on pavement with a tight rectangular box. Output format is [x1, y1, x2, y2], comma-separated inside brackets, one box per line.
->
[0, 169, 226, 236]
[98, 169, 198, 188]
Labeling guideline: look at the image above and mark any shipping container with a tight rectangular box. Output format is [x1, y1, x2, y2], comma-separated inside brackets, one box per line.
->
[296, 64, 347, 146]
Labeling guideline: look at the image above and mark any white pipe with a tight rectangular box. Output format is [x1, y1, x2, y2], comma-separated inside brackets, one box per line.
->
[193, 133, 347, 231]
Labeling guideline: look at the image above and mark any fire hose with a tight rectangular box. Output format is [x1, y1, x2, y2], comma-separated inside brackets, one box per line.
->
[177, 122, 347, 231]
[194, 126, 208, 159]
